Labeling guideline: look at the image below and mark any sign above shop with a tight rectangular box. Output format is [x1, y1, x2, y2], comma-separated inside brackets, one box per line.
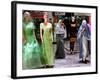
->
[55, 12, 65, 15]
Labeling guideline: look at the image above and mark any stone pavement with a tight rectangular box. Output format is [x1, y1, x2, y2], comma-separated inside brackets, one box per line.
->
[53, 41, 91, 68]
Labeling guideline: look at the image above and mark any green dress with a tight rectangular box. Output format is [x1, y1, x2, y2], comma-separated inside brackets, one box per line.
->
[22, 22, 42, 69]
[40, 23, 54, 66]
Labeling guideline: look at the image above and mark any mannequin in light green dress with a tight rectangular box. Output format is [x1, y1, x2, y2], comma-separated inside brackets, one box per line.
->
[22, 12, 42, 69]
[40, 12, 54, 68]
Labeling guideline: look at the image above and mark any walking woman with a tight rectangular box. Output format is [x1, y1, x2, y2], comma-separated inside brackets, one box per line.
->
[77, 20, 91, 63]
[40, 12, 54, 68]
[55, 19, 65, 59]
[70, 16, 77, 54]
[22, 12, 42, 69]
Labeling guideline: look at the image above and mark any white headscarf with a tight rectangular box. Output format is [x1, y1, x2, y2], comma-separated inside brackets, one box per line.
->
[82, 20, 87, 26]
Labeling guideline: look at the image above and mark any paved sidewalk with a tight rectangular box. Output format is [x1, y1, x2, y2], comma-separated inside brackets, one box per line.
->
[54, 53, 90, 68]
[53, 41, 91, 68]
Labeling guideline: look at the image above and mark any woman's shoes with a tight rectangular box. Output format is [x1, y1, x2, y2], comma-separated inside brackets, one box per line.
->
[79, 60, 89, 64]
[45, 65, 54, 68]
[70, 50, 74, 55]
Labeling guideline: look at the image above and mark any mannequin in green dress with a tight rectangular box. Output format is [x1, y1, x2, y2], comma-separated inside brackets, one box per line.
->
[22, 12, 42, 69]
[40, 12, 54, 68]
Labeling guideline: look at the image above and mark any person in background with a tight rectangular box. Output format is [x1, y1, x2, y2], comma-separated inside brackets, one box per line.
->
[22, 12, 42, 69]
[87, 18, 91, 54]
[40, 12, 54, 68]
[77, 20, 91, 63]
[55, 19, 66, 59]
[53, 19, 58, 42]
[70, 16, 77, 54]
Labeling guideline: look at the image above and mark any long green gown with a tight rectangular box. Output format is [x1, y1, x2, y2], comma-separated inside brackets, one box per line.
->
[40, 23, 54, 66]
[22, 21, 42, 69]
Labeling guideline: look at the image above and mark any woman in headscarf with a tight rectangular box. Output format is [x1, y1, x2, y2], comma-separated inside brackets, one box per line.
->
[22, 12, 42, 69]
[77, 20, 91, 63]
[55, 19, 65, 59]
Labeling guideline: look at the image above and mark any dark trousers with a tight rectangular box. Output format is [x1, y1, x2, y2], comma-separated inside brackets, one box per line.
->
[70, 40, 75, 51]
[55, 34, 65, 59]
